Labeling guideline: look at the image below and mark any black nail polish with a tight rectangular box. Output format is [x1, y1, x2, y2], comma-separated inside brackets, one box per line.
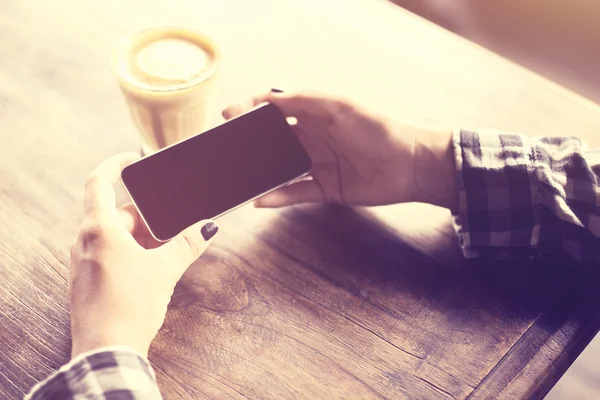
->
[201, 222, 218, 241]
[271, 88, 284, 93]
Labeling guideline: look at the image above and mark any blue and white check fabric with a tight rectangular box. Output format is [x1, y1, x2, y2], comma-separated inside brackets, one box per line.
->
[453, 129, 600, 264]
[26, 347, 162, 400]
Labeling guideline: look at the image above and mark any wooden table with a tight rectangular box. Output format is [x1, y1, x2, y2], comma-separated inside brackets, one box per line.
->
[1, 0, 600, 398]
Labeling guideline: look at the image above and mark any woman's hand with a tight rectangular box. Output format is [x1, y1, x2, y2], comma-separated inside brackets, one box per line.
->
[69, 153, 219, 358]
[223, 90, 457, 210]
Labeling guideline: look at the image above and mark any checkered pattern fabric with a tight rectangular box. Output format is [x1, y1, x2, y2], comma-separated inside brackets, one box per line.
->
[453, 129, 600, 264]
[25, 347, 162, 400]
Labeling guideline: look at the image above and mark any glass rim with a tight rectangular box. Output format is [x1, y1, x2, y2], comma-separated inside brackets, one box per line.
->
[110, 26, 220, 94]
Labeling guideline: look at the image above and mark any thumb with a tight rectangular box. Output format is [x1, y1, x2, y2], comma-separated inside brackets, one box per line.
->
[254, 180, 324, 208]
[158, 220, 219, 272]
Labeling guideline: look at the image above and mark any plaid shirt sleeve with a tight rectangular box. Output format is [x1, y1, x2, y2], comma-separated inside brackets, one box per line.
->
[25, 347, 162, 400]
[452, 128, 600, 264]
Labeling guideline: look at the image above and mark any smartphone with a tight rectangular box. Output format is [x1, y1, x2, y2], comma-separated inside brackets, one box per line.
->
[121, 103, 312, 241]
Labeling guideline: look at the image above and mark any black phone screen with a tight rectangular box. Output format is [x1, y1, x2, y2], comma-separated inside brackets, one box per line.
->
[121, 103, 312, 241]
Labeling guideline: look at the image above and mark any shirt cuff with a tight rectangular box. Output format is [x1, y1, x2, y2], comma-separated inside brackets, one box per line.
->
[25, 346, 162, 400]
[451, 128, 540, 260]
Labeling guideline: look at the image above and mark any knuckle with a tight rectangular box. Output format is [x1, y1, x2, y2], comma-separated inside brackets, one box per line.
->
[332, 98, 353, 113]
[77, 222, 106, 248]
[297, 88, 316, 98]
[85, 171, 107, 194]
[84, 173, 104, 190]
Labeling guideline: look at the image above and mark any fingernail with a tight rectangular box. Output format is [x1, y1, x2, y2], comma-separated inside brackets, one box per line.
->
[201, 221, 218, 241]
[271, 88, 284, 93]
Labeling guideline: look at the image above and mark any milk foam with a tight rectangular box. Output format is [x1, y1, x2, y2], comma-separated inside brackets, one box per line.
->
[117, 32, 214, 91]
[135, 38, 211, 84]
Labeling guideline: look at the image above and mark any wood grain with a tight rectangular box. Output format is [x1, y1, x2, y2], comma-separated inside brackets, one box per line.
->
[1, 0, 599, 399]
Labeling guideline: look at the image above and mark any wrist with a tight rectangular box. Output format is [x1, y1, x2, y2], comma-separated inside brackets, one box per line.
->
[72, 340, 149, 360]
[71, 328, 151, 359]
[411, 127, 458, 211]
[70, 345, 150, 363]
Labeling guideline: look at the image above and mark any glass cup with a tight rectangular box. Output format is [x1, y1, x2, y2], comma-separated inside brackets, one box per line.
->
[111, 26, 220, 155]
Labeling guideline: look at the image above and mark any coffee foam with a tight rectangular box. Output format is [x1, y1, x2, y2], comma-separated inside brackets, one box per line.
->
[115, 30, 215, 91]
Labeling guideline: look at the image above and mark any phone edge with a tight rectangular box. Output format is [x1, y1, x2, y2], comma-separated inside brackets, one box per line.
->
[122, 169, 312, 243]
[120, 100, 309, 242]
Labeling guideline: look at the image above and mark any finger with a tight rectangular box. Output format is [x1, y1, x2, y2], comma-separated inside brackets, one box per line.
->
[254, 180, 325, 208]
[84, 152, 140, 218]
[267, 91, 323, 117]
[118, 203, 145, 234]
[222, 92, 273, 120]
[118, 203, 161, 249]
[156, 219, 219, 274]
[222, 89, 324, 120]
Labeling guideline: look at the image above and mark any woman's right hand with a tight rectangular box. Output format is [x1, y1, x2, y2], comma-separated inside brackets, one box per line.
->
[223, 90, 457, 210]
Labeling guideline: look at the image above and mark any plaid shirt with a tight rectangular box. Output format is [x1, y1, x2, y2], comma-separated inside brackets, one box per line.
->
[25, 347, 161, 400]
[26, 129, 600, 399]
[453, 129, 600, 264]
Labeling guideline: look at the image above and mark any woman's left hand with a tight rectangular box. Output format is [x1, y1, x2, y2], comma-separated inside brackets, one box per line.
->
[69, 153, 219, 358]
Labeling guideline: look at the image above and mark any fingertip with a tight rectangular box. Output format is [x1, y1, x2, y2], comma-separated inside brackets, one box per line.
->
[222, 107, 232, 120]
[160, 219, 218, 267]
[253, 198, 269, 208]
[200, 220, 219, 241]
[117, 152, 142, 166]
[118, 203, 147, 236]
[125, 151, 142, 158]
[223, 92, 278, 121]
[118, 206, 136, 233]
[254, 192, 285, 208]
